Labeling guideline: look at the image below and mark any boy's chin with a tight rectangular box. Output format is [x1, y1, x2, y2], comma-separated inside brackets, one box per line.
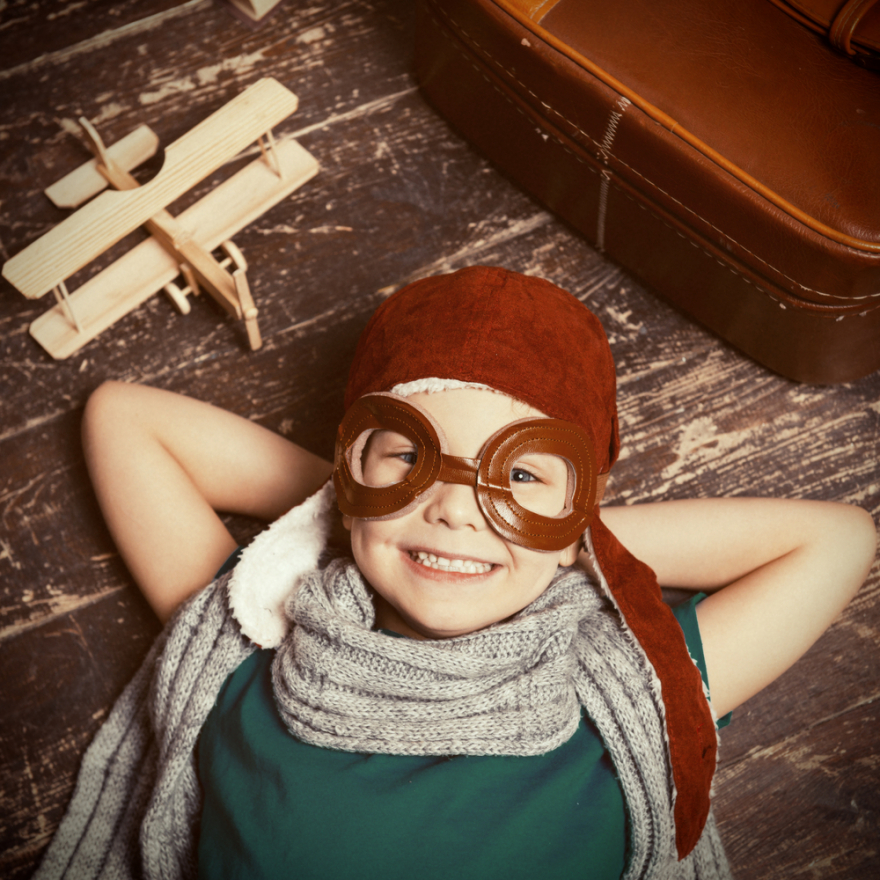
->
[372, 591, 526, 641]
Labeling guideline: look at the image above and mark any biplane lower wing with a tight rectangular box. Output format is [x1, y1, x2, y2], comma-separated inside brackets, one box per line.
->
[29, 137, 318, 359]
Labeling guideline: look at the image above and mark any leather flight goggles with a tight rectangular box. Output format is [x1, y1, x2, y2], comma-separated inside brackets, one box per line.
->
[333, 393, 607, 552]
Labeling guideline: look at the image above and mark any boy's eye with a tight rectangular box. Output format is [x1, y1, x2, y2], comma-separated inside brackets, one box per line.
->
[511, 467, 538, 483]
[360, 430, 418, 486]
[509, 454, 570, 517]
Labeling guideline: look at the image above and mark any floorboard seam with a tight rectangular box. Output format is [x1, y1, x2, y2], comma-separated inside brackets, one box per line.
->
[720, 692, 880, 770]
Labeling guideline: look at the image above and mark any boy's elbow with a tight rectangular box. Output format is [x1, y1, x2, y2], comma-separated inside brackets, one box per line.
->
[81, 380, 137, 451]
[834, 503, 877, 597]
[83, 379, 127, 418]
[852, 503, 878, 562]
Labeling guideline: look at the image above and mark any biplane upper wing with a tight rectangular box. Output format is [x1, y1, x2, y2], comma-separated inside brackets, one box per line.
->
[29, 137, 319, 359]
[3, 77, 298, 300]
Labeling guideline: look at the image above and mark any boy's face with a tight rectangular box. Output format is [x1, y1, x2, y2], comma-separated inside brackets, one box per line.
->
[345, 388, 579, 640]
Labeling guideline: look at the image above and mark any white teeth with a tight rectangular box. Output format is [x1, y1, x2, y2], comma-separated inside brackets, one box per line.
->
[412, 551, 492, 574]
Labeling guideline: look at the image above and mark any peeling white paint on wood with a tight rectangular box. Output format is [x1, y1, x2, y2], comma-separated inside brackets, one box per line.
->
[0, 586, 124, 643]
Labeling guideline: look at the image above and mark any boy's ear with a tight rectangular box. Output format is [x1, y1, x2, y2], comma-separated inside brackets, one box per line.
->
[558, 540, 580, 567]
[342, 514, 353, 532]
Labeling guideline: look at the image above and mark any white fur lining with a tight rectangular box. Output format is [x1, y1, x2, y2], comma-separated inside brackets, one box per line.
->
[227, 479, 336, 648]
[392, 377, 498, 396]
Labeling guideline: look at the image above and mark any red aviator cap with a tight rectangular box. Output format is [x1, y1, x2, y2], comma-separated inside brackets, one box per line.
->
[344, 265, 620, 477]
[343, 266, 716, 858]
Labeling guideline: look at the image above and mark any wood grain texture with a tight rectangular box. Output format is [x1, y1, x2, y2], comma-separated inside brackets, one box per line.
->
[0, 1, 878, 878]
[0, 0, 204, 74]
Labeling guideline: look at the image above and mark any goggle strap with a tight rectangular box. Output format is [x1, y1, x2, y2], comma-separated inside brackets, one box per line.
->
[437, 455, 480, 486]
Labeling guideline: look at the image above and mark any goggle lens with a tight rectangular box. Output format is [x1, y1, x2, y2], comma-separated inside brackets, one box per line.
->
[360, 429, 418, 488]
[507, 452, 571, 519]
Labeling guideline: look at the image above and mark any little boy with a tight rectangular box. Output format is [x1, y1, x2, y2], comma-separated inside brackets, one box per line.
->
[37, 267, 875, 879]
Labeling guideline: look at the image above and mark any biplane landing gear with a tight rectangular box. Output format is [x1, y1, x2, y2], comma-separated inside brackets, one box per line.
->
[163, 258, 201, 314]
[162, 276, 193, 315]
[220, 240, 262, 351]
[220, 240, 247, 274]
[161, 239, 261, 351]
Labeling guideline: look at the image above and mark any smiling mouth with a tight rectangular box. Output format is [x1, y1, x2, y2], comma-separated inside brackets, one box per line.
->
[409, 551, 493, 574]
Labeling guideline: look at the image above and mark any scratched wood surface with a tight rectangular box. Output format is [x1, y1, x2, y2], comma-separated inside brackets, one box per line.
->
[1, 1, 878, 877]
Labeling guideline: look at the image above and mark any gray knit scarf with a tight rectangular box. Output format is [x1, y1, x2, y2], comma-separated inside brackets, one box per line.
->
[34, 562, 732, 880]
[272, 559, 731, 880]
[273, 558, 589, 756]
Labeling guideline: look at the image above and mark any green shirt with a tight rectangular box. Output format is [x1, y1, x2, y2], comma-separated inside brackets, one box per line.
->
[197, 595, 722, 879]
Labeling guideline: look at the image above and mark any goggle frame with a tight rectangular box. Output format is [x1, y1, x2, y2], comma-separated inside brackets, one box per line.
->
[334, 393, 599, 552]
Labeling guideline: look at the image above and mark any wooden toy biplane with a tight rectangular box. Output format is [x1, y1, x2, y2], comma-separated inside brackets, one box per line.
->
[2, 77, 318, 359]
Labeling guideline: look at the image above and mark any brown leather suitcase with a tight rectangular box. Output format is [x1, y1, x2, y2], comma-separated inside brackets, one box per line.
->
[414, 0, 880, 383]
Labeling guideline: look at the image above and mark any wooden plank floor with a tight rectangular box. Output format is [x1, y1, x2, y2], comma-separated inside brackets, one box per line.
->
[1, 2, 878, 877]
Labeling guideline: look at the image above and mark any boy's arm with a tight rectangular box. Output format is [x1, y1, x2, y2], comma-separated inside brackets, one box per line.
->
[82, 381, 333, 622]
[596, 498, 876, 718]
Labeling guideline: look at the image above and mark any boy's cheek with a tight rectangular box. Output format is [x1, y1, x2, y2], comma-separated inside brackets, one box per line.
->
[558, 541, 580, 567]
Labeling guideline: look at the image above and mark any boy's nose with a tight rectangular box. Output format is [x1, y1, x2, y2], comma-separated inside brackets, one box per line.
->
[422, 479, 487, 532]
